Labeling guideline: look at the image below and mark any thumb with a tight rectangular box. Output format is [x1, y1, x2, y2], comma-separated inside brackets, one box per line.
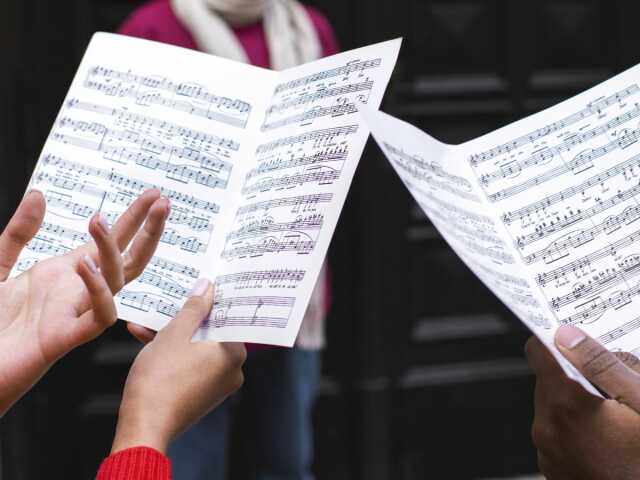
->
[162, 278, 214, 340]
[556, 325, 640, 409]
[0, 190, 46, 280]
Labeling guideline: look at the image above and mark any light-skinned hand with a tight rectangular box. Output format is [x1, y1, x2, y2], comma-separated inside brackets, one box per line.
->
[112, 279, 246, 454]
[0, 189, 169, 415]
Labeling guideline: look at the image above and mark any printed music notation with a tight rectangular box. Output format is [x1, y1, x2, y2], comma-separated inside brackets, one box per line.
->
[85, 66, 252, 128]
[221, 237, 316, 260]
[67, 99, 241, 149]
[14, 32, 401, 346]
[242, 126, 356, 199]
[501, 153, 640, 225]
[479, 106, 640, 188]
[599, 314, 640, 345]
[226, 214, 323, 241]
[262, 57, 381, 131]
[362, 110, 542, 331]
[469, 85, 640, 165]
[363, 65, 640, 383]
[274, 59, 382, 94]
[235, 193, 333, 216]
[43, 155, 221, 214]
[205, 295, 296, 329]
[383, 142, 481, 203]
[216, 269, 305, 288]
[51, 119, 232, 190]
[118, 290, 181, 318]
[470, 77, 640, 346]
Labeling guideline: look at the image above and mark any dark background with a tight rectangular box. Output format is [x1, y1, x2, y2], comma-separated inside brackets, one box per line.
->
[2, 1, 639, 479]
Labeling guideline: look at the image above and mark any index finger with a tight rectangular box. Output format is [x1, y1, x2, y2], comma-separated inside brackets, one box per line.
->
[79, 189, 161, 258]
[525, 336, 565, 378]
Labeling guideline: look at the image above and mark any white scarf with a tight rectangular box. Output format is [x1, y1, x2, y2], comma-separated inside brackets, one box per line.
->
[171, 0, 322, 70]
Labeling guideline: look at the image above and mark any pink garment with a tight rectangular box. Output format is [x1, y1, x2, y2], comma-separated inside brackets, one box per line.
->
[118, 0, 339, 67]
[117, 0, 337, 350]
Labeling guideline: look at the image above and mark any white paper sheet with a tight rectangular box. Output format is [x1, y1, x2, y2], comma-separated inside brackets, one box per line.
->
[14, 32, 401, 346]
[358, 67, 640, 395]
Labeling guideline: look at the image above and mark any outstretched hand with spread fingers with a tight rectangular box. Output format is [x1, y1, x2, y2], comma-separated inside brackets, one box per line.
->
[0, 189, 169, 415]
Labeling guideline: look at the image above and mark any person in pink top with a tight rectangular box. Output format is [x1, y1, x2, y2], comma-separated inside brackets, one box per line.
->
[118, 1, 338, 478]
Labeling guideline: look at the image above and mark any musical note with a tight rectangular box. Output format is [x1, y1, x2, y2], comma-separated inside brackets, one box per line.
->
[236, 194, 333, 216]
[469, 84, 640, 165]
[43, 155, 221, 214]
[85, 66, 252, 128]
[274, 59, 382, 94]
[502, 153, 640, 224]
[203, 295, 295, 329]
[216, 269, 305, 287]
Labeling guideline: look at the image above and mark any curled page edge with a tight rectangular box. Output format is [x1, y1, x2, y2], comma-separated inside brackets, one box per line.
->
[357, 103, 603, 399]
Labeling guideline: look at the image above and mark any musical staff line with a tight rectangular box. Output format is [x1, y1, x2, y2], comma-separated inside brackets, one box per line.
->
[215, 269, 305, 286]
[502, 153, 640, 224]
[385, 142, 474, 193]
[273, 59, 382, 94]
[267, 80, 373, 115]
[599, 314, 640, 345]
[42, 155, 221, 214]
[256, 125, 358, 154]
[246, 149, 348, 180]
[516, 181, 640, 249]
[236, 193, 333, 216]
[262, 103, 358, 131]
[481, 107, 640, 187]
[534, 227, 640, 285]
[470, 84, 640, 165]
[242, 170, 341, 196]
[559, 279, 640, 326]
[550, 255, 640, 310]
[226, 214, 323, 242]
[86, 66, 252, 128]
[221, 237, 315, 260]
[67, 99, 240, 150]
[489, 128, 640, 202]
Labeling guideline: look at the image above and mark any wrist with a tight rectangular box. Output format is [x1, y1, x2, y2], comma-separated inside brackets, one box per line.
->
[112, 405, 170, 455]
[0, 331, 55, 416]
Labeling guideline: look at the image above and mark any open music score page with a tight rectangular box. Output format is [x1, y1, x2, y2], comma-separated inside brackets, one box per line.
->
[15, 32, 401, 346]
[360, 66, 640, 395]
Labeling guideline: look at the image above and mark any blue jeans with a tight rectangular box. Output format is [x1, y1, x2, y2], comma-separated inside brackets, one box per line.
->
[169, 348, 320, 480]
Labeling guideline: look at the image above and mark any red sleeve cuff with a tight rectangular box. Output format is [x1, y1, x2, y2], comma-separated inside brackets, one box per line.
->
[96, 447, 171, 480]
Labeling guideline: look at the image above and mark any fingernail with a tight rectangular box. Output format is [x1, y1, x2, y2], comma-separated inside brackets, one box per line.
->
[190, 278, 210, 297]
[161, 197, 171, 215]
[83, 254, 98, 274]
[97, 214, 111, 235]
[556, 325, 586, 350]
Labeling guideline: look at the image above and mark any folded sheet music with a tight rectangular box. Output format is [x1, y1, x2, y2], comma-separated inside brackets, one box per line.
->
[359, 67, 640, 395]
[15, 33, 401, 346]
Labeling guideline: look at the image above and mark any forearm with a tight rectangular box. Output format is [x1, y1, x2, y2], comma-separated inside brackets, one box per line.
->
[0, 334, 53, 417]
[111, 405, 170, 456]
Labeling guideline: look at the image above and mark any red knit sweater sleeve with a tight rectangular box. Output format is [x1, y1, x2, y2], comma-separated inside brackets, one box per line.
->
[96, 447, 171, 480]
